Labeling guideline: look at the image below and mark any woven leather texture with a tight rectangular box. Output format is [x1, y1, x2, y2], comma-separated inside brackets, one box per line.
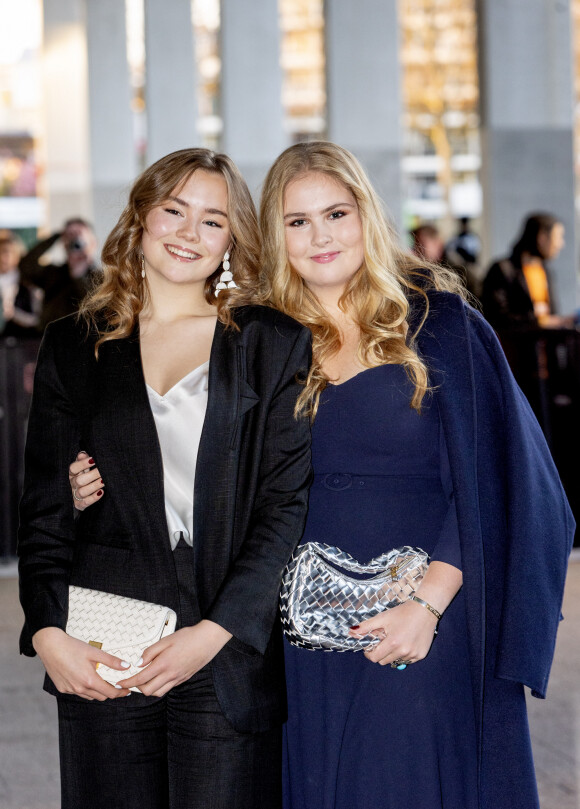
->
[280, 543, 428, 651]
[66, 586, 177, 689]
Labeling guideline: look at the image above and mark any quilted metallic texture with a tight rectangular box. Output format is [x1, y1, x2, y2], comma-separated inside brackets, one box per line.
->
[280, 544, 429, 652]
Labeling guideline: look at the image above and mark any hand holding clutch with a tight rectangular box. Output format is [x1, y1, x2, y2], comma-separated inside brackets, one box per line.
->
[353, 559, 463, 667]
[116, 620, 233, 697]
[32, 626, 133, 701]
[350, 598, 439, 667]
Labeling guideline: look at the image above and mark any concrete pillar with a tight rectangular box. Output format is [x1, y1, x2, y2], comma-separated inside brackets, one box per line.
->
[144, 0, 198, 164]
[476, 0, 577, 310]
[86, 0, 137, 244]
[42, 0, 92, 231]
[220, 0, 286, 197]
[324, 0, 404, 227]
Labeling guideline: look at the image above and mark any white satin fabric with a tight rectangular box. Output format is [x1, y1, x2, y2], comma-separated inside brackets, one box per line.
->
[146, 361, 209, 550]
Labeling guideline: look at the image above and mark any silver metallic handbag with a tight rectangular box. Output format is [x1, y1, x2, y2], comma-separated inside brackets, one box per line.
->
[280, 543, 429, 651]
[66, 586, 177, 691]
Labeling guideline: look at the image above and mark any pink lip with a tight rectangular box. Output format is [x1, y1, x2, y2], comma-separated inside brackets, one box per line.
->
[311, 252, 340, 264]
[163, 243, 201, 262]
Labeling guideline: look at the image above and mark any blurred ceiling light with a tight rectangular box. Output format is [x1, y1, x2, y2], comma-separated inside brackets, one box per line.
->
[0, 0, 42, 65]
[192, 0, 220, 30]
[126, 0, 145, 74]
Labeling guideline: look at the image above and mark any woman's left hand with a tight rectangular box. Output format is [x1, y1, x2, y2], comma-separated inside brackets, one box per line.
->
[69, 451, 104, 511]
[350, 599, 439, 667]
[353, 560, 463, 667]
[116, 620, 232, 696]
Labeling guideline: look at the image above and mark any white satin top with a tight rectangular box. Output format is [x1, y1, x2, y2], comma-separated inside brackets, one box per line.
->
[146, 361, 209, 550]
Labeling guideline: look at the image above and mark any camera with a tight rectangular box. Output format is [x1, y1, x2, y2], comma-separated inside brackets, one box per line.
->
[67, 238, 86, 253]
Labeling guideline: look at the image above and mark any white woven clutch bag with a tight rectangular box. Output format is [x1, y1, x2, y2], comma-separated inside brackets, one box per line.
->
[66, 586, 177, 691]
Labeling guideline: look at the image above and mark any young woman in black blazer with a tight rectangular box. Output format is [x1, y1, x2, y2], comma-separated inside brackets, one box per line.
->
[17, 149, 312, 809]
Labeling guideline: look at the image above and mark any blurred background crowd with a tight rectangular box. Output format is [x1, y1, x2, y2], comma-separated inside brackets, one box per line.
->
[1, 0, 580, 558]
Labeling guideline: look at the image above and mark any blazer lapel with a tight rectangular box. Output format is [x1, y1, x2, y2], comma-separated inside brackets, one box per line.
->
[193, 323, 236, 573]
[90, 329, 170, 550]
[193, 321, 259, 606]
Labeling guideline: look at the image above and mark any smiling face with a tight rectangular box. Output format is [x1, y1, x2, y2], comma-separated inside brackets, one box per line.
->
[141, 169, 231, 290]
[283, 171, 365, 299]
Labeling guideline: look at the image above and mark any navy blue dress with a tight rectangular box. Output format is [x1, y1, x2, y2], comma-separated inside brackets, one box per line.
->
[283, 365, 478, 809]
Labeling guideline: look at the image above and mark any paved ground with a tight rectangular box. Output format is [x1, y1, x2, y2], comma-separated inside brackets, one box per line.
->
[1, 556, 579, 809]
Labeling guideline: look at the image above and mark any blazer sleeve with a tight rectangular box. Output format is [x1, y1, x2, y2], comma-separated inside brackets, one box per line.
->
[206, 328, 312, 654]
[17, 324, 82, 655]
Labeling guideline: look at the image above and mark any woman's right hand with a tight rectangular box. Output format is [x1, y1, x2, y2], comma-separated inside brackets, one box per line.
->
[32, 627, 131, 701]
[69, 451, 104, 511]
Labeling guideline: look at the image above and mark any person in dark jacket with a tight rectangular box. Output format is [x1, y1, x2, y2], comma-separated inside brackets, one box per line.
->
[480, 212, 574, 419]
[410, 222, 474, 291]
[19, 217, 99, 330]
[18, 149, 312, 809]
[481, 212, 570, 331]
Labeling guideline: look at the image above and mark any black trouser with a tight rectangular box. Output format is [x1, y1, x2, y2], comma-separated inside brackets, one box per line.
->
[57, 542, 282, 809]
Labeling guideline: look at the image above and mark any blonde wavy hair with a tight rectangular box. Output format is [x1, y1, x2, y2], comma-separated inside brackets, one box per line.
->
[259, 140, 465, 417]
[80, 148, 261, 354]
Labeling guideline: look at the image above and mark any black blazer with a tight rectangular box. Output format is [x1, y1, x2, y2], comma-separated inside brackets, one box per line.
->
[18, 305, 312, 733]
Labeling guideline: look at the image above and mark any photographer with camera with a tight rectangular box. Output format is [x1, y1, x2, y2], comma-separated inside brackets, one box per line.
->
[20, 218, 99, 331]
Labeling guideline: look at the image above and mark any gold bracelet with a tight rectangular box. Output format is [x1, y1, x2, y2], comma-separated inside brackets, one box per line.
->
[410, 595, 442, 621]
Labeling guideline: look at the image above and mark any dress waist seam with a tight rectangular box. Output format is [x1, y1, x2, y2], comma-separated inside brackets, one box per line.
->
[312, 472, 440, 479]
[311, 472, 441, 492]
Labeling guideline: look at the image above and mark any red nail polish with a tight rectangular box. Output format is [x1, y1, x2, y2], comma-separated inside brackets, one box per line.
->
[351, 625, 360, 630]
[97, 490, 103, 497]
[88, 457, 95, 464]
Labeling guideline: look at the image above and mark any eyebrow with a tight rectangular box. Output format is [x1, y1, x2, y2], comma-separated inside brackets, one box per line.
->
[283, 201, 356, 220]
[167, 196, 228, 218]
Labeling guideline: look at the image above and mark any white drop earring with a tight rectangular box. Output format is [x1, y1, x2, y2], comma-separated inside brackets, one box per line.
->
[214, 250, 238, 296]
[141, 255, 146, 279]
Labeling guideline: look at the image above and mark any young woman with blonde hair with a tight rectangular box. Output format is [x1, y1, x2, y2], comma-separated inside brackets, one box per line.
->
[18, 148, 312, 809]
[259, 141, 572, 809]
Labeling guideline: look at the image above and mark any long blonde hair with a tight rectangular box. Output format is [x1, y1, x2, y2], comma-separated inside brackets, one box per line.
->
[259, 141, 465, 417]
[80, 148, 261, 354]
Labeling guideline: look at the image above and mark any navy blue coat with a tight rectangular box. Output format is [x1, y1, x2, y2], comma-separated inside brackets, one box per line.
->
[416, 291, 574, 807]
